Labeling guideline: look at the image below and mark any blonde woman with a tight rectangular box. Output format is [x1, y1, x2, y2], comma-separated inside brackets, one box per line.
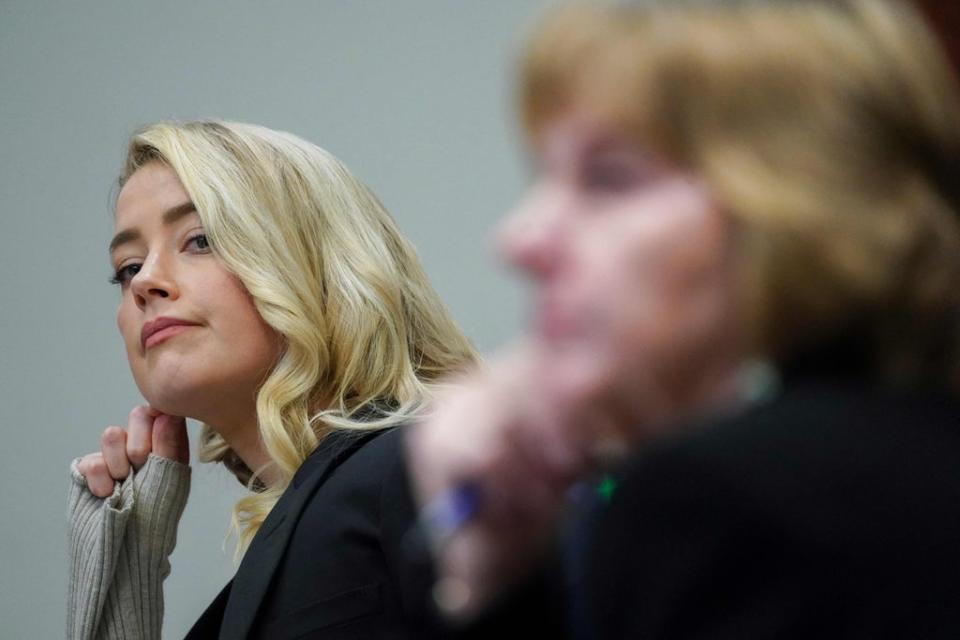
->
[67, 121, 476, 639]
[406, 0, 960, 637]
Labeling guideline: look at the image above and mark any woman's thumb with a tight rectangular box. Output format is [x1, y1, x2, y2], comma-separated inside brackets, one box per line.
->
[152, 413, 190, 464]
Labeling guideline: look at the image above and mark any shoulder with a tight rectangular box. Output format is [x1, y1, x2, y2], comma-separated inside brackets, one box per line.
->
[341, 424, 406, 469]
[649, 380, 960, 492]
[298, 425, 405, 490]
[603, 379, 960, 560]
[290, 425, 409, 527]
[291, 424, 404, 481]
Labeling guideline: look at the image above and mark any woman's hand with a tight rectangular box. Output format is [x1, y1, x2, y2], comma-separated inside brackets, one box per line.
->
[76, 405, 189, 498]
[405, 342, 628, 619]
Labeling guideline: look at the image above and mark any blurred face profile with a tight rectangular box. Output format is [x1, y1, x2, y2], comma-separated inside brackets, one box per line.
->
[499, 113, 742, 429]
[111, 162, 280, 421]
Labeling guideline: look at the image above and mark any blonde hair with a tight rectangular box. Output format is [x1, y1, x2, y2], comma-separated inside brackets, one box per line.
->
[522, 0, 960, 384]
[119, 121, 478, 552]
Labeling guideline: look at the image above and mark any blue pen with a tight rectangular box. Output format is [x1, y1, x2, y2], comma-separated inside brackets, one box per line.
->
[420, 474, 617, 544]
[419, 482, 483, 545]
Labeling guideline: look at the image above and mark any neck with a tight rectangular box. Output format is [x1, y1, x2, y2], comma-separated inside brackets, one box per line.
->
[200, 404, 282, 489]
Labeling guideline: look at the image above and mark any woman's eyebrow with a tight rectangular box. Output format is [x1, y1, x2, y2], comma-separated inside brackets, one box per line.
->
[108, 201, 197, 254]
[162, 201, 197, 225]
[108, 228, 140, 254]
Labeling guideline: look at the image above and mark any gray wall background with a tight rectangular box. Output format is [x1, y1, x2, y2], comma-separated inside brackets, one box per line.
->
[0, 2, 553, 636]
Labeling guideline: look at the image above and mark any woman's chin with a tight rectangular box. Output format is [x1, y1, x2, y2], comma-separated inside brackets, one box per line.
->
[136, 383, 202, 420]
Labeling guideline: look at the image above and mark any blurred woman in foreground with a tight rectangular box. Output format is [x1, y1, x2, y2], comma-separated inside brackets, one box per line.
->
[407, 0, 960, 636]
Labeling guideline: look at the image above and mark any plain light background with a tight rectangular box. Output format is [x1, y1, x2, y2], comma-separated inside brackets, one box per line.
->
[0, 2, 555, 636]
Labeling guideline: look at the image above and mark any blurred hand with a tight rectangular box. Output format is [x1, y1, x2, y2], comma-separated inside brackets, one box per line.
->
[406, 342, 629, 619]
[76, 405, 189, 498]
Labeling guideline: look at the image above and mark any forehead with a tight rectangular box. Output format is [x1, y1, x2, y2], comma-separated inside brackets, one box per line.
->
[115, 163, 191, 227]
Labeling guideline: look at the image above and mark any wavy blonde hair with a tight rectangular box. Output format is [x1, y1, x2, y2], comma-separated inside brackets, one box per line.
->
[118, 121, 478, 552]
[522, 0, 960, 384]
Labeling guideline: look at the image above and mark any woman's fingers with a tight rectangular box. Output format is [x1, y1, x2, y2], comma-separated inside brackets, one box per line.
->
[152, 413, 189, 464]
[76, 405, 188, 500]
[78, 452, 115, 498]
[125, 405, 153, 470]
[100, 426, 130, 481]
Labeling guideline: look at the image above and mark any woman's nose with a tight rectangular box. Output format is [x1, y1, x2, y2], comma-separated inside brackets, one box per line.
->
[497, 184, 569, 280]
[130, 254, 179, 309]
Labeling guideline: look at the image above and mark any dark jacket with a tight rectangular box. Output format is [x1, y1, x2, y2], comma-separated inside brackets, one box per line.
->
[185, 426, 427, 640]
[583, 376, 960, 638]
[451, 375, 960, 639]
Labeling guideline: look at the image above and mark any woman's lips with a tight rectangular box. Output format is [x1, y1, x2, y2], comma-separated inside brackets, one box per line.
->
[141, 317, 200, 350]
[144, 324, 196, 349]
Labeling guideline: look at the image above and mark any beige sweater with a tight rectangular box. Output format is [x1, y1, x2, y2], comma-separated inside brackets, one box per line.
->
[66, 454, 191, 640]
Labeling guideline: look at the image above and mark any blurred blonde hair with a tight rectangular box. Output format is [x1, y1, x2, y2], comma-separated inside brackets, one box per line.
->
[120, 121, 477, 553]
[521, 0, 960, 383]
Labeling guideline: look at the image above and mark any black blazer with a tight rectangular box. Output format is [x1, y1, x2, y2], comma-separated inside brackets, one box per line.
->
[186, 426, 428, 639]
[451, 376, 960, 639]
[583, 376, 960, 638]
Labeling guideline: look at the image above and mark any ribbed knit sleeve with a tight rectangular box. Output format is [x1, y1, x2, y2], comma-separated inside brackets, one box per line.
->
[67, 454, 191, 640]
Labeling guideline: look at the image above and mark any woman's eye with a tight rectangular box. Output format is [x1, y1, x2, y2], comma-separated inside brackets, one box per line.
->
[186, 233, 211, 252]
[580, 158, 645, 193]
[109, 263, 141, 286]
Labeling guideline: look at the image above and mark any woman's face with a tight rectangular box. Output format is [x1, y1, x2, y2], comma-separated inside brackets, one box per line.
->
[499, 113, 743, 430]
[111, 162, 281, 423]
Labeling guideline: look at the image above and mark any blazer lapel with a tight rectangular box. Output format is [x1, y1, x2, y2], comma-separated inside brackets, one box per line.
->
[217, 430, 384, 639]
[184, 579, 232, 639]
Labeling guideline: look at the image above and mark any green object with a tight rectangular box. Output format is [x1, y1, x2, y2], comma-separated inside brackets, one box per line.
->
[597, 474, 618, 503]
